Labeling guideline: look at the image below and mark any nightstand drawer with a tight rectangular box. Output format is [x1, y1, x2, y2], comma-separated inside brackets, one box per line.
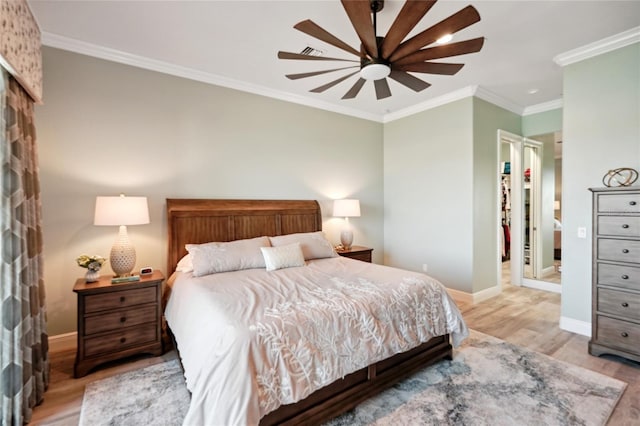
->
[597, 288, 640, 321]
[598, 239, 640, 263]
[84, 286, 157, 313]
[598, 194, 640, 213]
[84, 323, 158, 357]
[598, 263, 640, 290]
[345, 252, 372, 262]
[598, 216, 640, 237]
[84, 304, 157, 335]
[596, 316, 640, 353]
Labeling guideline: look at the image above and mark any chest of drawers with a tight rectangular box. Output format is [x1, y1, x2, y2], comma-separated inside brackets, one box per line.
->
[589, 187, 640, 363]
[73, 271, 164, 377]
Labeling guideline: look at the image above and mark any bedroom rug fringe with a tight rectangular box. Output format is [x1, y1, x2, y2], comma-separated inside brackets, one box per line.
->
[79, 330, 626, 426]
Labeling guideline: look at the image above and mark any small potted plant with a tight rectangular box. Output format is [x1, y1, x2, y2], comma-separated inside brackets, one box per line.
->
[76, 254, 106, 283]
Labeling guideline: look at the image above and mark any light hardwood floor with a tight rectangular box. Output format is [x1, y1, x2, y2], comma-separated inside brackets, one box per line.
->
[30, 283, 639, 425]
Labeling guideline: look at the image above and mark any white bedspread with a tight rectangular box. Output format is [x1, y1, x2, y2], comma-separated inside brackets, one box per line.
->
[164, 257, 468, 426]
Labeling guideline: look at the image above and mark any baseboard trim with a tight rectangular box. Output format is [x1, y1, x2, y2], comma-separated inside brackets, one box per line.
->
[49, 331, 77, 353]
[560, 316, 591, 337]
[446, 285, 501, 305]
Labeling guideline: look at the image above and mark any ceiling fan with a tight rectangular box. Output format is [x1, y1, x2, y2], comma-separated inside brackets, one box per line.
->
[278, 0, 484, 100]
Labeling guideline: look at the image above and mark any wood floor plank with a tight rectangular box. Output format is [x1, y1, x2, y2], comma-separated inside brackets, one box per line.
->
[29, 283, 639, 425]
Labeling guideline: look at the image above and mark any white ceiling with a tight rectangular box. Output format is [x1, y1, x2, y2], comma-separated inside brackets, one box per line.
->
[28, 1, 640, 121]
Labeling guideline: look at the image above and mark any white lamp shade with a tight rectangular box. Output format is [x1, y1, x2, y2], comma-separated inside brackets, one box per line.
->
[333, 199, 361, 218]
[94, 195, 150, 226]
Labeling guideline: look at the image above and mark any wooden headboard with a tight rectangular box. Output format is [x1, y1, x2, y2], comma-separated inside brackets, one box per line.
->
[166, 199, 322, 273]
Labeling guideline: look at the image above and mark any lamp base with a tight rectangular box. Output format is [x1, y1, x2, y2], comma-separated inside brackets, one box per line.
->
[110, 225, 136, 277]
[340, 229, 354, 250]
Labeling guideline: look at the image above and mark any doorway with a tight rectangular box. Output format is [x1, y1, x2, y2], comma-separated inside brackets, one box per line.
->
[497, 130, 561, 293]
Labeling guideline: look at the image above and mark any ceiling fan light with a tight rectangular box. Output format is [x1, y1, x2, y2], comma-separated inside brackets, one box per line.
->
[360, 63, 391, 81]
[436, 34, 453, 44]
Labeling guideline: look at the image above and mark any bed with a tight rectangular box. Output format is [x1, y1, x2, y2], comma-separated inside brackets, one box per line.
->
[163, 199, 468, 425]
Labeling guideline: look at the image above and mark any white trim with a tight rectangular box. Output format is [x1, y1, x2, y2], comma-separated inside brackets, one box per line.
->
[41, 32, 384, 123]
[522, 99, 563, 116]
[554, 26, 640, 67]
[474, 86, 524, 115]
[560, 316, 591, 337]
[541, 265, 556, 277]
[383, 85, 478, 122]
[446, 285, 501, 305]
[49, 331, 77, 353]
[522, 278, 561, 294]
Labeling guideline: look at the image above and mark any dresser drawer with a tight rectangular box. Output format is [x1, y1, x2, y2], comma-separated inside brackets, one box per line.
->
[598, 263, 640, 290]
[84, 286, 157, 313]
[83, 323, 158, 357]
[84, 304, 157, 335]
[595, 315, 640, 354]
[598, 216, 640, 237]
[597, 238, 640, 263]
[598, 193, 640, 213]
[597, 288, 640, 321]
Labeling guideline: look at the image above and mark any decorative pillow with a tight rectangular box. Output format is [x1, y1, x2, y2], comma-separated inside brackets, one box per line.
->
[261, 243, 305, 271]
[186, 236, 271, 277]
[269, 231, 337, 260]
[175, 254, 193, 273]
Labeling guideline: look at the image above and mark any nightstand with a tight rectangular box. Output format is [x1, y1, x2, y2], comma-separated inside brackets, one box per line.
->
[336, 245, 373, 263]
[73, 271, 164, 377]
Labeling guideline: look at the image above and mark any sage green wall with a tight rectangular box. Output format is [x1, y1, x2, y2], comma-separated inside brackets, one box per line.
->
[37, 47, 384, 335]
[522, 108, 562, 137]
[562, 42, 640, 328]
[383, 98, 474, 292]
[471, 98, 521, 292]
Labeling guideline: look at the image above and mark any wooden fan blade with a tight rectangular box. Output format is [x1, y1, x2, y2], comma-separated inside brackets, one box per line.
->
[341, 0, 378, 59]
[294, 20, 362, 57]
[278, 51, 359, 63]
[394, 62, 464, 75]
[286, 66, 359, 80]
[393, 38, 484, 66]
[388, 70, 431, 92]
[374, 78, 392, 100]
[380, 0, 437, 59]
[342, 78, 367, 99]
[389, 5, 481, 62]
[310, 71, 360, 93]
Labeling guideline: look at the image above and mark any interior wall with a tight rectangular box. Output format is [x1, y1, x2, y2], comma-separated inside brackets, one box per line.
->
[561, 42, 640, 330]
[383, 98, 474, 293]
[471, 98, 521, 293]
[36, 47, 384, 335]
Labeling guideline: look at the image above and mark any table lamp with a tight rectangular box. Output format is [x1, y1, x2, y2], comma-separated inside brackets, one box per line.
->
[94, 194, 150, 277]
[333, 199, 360, 250]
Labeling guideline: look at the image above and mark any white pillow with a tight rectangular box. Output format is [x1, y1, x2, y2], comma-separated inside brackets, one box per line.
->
[269, 231, 337, 260]
[175, 254, 193, 273]
[261, 243, 305, 271]
[186, 236, 271, 277]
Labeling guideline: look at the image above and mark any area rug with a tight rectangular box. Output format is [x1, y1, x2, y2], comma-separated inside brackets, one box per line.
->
[79, 330, 626, 426]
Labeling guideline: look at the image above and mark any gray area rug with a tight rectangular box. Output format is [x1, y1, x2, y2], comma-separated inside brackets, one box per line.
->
[79, 330, 626, 426]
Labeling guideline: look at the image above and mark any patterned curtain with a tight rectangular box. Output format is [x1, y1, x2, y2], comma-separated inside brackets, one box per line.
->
[0, 69, 49, 425]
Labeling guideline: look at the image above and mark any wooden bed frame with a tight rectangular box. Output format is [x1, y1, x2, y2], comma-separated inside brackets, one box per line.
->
[166, 199, 453, 425]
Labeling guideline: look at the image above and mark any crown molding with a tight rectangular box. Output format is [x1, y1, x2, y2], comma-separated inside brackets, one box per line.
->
[383, 86, 479, 123]
[41, 32, 384, 123]
[554, 26, 640, 67]
[473, 87, 524, 115]
[522, 98, 563, 116]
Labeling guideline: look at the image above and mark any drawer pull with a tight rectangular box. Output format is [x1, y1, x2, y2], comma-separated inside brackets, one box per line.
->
[120, 296, 126, 303]
[622, 274, 629, 280]
[120, 317, 127, 323]
[120, 337, 126, 344]
[630, 201, 637, 206]
[622, 249, 629, 254]
[622, 224, 629, 229]
[621, 302, 629, 308]
[621, 332, 629, 338]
